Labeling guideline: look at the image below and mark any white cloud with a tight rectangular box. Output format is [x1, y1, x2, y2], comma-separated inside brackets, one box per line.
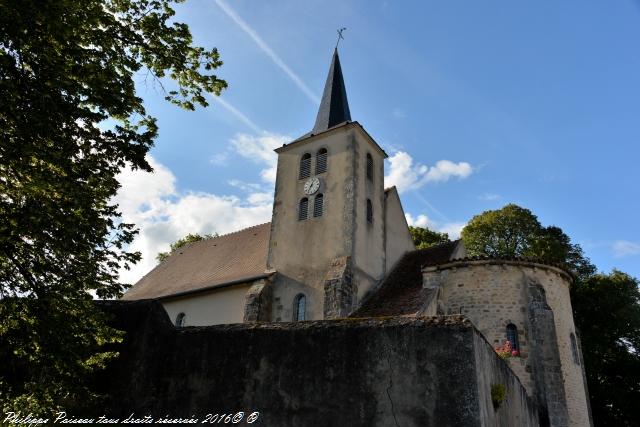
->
[612, 240, 640, 258]
[385, 151, 473, 193]
[230, 132, 288, 184]
[425, 160, 473, 183]
[405, 213, 466, 240]
[114, 155, 272, 285]
[478, 193, 501, 201]
[210, 151, 229, 166]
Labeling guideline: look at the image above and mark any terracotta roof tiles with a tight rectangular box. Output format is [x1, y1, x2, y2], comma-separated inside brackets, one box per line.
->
[122, 223, 272, 301]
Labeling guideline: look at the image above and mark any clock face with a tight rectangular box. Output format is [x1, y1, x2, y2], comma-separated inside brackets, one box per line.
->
[304, 177, 320, 195]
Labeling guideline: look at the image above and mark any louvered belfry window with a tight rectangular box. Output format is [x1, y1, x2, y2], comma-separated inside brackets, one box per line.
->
[366, 153, 373, 181]
[298, 198, 309, 221]
[366, 199, 373, 223]
[299, 153, 311, 179]
[313, 194, 324, 217]
[316, 148, 328, 174]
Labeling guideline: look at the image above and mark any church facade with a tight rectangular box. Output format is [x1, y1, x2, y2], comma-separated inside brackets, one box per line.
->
[123, 50, 591, 426]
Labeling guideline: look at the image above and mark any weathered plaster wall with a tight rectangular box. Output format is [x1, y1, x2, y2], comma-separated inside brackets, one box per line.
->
[268, 124, 387, 320]
[161, 283, 253, 326]
[422, 260, 591, 427]
[352, 131, 386, 294]
[99, 301, 538, 427]
[383, 187, 415, 274]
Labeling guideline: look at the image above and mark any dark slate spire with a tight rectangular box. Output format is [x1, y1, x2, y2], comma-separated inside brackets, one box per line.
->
[312, 49, 351, 134]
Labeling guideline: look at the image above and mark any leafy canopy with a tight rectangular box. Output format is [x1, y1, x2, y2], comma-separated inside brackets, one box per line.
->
[0, 0, 226, 413]
[461, 203, 639, 425]
[156, 232, 218, 262]
[571, 271, 640, 426]
[408, 226, 451, 249]
[461, 204, 596, 278]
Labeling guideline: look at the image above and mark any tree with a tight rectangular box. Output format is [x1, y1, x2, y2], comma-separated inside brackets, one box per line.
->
[571, 271, 640, 426]
[156, 232, 217, 262]
[461, 204, 639, 425]
[461, 204, 542, 259]
[408, 226, 451, 249]
[461, 204, 596, 276]
[0, 0, 226, 413]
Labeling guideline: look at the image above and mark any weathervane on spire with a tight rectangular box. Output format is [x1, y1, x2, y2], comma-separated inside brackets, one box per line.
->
[336, 27, 346, 49]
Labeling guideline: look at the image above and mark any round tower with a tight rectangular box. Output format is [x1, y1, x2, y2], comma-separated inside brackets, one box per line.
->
[422, 258, 591, 427]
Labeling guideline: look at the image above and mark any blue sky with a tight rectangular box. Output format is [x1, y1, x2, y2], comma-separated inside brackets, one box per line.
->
[116, 0, 640, 282]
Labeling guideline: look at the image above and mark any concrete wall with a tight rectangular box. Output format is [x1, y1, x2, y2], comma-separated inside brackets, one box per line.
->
[98, 301, 539, 427]
[383, 187, 415, 274]
[422, 260, 591, 427]
[161, 283, 253, 326]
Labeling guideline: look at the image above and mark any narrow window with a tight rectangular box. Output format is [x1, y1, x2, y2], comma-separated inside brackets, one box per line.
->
[316, 148, 328, 174]
[506, 323, 520, 351]
[366, 153, 373, 181]
[366, 199, 373, 223]
[175, 312, 186, 327]
[293, 294, 306, 321]
[313, 194, 324, 217]
[570, 332, 581, 365]
[298, 198, 308, 221]
[299, 153, 311, 179]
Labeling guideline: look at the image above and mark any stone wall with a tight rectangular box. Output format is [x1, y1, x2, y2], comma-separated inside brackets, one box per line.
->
[97, 301, 538, 427]
[422, 260, 591, 427]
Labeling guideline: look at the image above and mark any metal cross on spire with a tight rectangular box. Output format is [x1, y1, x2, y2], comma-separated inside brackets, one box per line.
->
[336, 27, 347, 49]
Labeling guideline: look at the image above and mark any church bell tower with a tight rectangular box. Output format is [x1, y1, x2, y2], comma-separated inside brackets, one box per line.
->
[267, 49, 390, 322]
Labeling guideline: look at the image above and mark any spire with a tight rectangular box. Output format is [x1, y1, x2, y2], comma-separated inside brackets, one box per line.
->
[312, 49, 351, 134]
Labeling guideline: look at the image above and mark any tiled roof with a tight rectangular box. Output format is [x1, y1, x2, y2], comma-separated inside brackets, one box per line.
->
[351, 241, 460, 318]
[122, 223, 272, 300]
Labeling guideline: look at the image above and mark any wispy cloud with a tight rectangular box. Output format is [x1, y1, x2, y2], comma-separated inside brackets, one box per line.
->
[214, 0, 320, 105]
[612, 240, 640, 258]
[478, 193, 501, 201]
[210, 95, 262, 133]
[230, 132, 289, 184]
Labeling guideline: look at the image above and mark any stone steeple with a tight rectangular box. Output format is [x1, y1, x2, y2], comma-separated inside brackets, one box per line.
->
[312, 49, 351, 134]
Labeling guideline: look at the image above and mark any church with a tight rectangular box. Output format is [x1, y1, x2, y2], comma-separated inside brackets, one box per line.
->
[122, 49, 591, 427]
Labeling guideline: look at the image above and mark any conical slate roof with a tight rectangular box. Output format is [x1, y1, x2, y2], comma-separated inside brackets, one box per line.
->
[312, 49, 351, 133]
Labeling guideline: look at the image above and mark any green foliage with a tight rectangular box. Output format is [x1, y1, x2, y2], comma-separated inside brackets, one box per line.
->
[491, 383, 506, 410]
[0, 0, 226, 414]
[462, 203, 639, 424]
[408, 226, 451, 249]
[571, 271, 640, 426]
[461, 204, 542, 259]
[461, 204, 596, 278]
[156, 232, 217, 262]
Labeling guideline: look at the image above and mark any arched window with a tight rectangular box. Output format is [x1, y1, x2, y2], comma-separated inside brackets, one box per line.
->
[366, 199, 373, 223]
[293, 294, 306, 321]
[366, 153, 373, 181]
[298, 198, 309, 221]
[570, 332, 581, 365]
[313, 194, 323, 217]
[299, 153, 311, 179]
[506, 323, 520, 351]
[175, 312, 186, 327]
[316, 148, 328, 174]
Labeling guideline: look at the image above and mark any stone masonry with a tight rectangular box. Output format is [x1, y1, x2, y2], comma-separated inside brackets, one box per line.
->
[323, 256, 355, 319]
[422, 259, 591, 427]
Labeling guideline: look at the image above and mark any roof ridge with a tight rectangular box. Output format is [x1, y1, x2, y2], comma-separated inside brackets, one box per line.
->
[186, 222, 270, 246]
